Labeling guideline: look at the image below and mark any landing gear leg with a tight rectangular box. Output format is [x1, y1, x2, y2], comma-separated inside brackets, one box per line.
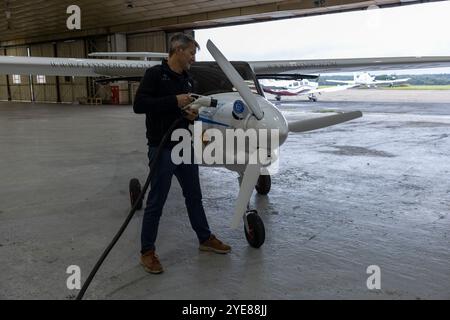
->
[238, 174, 266, 248]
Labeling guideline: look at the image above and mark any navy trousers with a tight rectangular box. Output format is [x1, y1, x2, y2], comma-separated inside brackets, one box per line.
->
[141, 146, 211, 253]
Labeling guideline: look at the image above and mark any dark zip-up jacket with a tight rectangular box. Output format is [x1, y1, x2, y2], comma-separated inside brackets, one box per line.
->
[133, 60, 193, 147]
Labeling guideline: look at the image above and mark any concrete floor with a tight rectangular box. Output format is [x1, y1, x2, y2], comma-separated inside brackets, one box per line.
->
[0, 89, 449, 300]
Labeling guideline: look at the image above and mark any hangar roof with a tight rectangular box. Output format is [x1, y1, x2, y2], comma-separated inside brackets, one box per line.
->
[0, 0, 436, 46]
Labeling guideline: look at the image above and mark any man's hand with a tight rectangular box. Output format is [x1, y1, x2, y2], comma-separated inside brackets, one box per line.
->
[183, 107, 199, 121]
[176, 94, 194, 108]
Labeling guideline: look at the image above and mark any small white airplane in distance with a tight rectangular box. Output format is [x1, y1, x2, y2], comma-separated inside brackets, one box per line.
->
[1, 44, 450, 247]
[259, 77, 355, 102]
[326, 72, 410, 88]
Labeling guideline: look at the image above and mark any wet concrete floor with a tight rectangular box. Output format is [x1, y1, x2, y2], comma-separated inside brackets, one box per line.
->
[0, 89, 449, 299]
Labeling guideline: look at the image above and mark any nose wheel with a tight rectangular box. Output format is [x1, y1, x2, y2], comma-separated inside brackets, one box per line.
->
[129, 178, 143, 210]
[244, 210, 265, 248]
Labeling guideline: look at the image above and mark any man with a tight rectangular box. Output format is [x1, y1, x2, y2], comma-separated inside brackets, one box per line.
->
[133, 33, 231, 274]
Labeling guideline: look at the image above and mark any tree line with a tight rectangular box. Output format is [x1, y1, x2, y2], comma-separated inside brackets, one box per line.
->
[318, 74, 450, 85]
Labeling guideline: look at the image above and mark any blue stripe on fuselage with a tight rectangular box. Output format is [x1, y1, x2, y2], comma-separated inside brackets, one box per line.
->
[198, 116, 229, 127]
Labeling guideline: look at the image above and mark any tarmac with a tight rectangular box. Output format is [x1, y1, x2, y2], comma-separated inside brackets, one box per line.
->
[0, 89, 449, 300]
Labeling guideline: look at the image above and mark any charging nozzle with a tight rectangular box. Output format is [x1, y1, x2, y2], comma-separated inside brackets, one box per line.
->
[185, 94, 218, 111]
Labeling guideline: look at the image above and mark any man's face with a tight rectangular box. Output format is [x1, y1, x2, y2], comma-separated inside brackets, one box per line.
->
[177, 43, 197, 71]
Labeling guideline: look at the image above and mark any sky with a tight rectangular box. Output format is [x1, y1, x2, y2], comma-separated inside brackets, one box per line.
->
[195, 1, 450, 75]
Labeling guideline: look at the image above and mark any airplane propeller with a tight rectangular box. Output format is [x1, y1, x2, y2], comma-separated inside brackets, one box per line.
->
[206, 40, 362, 229]
[231, 159, 262, 229]
[207, 40, 268, 228]
[207, 40, 264, 120]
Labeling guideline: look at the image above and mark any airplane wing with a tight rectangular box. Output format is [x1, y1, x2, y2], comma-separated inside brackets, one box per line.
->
[301, 84, 359, 95]
[262, 86, 307, 96]
[248, 56, 450, 74]
[2, 55, 449, 79]
[372, 78, 410, 85]
[256, 73, 319, 80]
[0, 56, 156, 77]
[88, 52, 168, 59]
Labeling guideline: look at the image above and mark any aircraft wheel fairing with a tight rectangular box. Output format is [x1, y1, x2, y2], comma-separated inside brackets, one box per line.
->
[244, 211, 265, 248]
[129, 178, 143, 210]
[255, 175, 271, 195]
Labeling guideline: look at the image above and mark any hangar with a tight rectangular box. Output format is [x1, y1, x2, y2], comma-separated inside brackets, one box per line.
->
[1, 0, 449, 301]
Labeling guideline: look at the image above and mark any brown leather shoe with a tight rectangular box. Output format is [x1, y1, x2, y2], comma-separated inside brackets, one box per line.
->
[199, 234, 231, 254]
[140, 250, 164, 274]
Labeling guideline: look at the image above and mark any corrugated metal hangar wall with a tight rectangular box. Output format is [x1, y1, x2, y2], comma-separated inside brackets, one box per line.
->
[0, 30, 182, 103]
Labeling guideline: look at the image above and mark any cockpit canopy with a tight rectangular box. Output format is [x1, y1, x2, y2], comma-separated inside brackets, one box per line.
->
[190, 61, 263, 96]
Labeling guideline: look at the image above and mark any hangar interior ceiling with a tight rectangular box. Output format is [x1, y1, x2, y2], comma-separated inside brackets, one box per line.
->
[0, 0, 436, 46]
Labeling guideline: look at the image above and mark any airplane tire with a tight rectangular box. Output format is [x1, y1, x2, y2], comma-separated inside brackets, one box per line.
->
[255, 175, 271, 195]
[275, 96, 281, 101]
[129, 178, 143, 210]
[244, 211, 265, 248]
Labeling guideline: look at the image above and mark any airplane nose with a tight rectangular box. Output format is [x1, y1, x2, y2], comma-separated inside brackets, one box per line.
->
[246, 102, 289, 149]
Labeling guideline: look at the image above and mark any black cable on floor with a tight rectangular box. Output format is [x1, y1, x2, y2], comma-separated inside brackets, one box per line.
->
[76, 118, 183, 300]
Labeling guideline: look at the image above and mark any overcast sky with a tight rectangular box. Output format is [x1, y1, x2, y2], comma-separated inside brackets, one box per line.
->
[195, 1, 450, 74]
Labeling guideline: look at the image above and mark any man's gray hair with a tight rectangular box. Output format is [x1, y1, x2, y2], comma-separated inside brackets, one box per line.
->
[168, 33, 200, 56]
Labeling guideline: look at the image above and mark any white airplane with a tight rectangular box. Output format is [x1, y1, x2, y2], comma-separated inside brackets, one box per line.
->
[2, 44, 450, 248]
[259, 77, 355, 102]
[326, 72, 410, 88]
